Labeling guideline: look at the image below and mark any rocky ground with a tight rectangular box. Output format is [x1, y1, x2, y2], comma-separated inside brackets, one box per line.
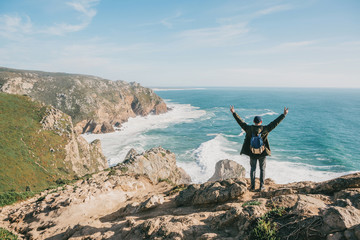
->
[0, 148, 359, 240]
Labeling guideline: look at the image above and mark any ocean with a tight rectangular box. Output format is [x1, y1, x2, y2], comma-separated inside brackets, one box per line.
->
[83, 87, 360, 184]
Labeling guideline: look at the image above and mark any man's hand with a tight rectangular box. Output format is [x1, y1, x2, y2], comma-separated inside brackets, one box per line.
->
[230, 105, 235, 113]
[284, 107, 289, 116]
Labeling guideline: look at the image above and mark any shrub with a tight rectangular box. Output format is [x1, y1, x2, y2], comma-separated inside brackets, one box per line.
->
[0, 191, 36, 207]
[250, 219, 278, 240]
[242, 200, 262, 207]
[120, 166, 128, 173]
[107, 168, 117, 176]
[249, 206, 287, 240]
[0, 228, 18, 240]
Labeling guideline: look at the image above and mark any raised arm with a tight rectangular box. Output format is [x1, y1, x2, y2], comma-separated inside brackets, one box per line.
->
[230, 105, 248, 130]
[265, 107, 288, 133]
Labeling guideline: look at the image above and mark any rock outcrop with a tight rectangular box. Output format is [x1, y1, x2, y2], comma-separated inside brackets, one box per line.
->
[0, 147, 359, 240]
[41, 105, 108, 177]
[0, 93, 107, 192]
[0, 67, 167, 134]
[117, 147, 191, 185]
[208, 159, 246, 182]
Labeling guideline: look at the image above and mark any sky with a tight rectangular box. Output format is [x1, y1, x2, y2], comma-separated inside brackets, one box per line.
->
[0, 0, 359, 88]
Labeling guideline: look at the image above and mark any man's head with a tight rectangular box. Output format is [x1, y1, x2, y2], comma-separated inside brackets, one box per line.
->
[253, 116, 262, 125]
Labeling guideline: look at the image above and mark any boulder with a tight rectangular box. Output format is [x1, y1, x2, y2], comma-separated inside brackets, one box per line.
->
[322, 206, 360, 231]
[175, 178, 247, 206]
[117, 147, 191, 185]
[138, 195, 164, 212]
[208, 159, 245, 182]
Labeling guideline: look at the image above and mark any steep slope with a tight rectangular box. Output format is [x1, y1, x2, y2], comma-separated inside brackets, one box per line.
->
[0, 93, 108, 192]
[0, 67, 167, 133]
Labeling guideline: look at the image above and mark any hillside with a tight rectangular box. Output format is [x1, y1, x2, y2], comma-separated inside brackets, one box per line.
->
[0, 67, 167, 134]
[0, 93, 107, 192]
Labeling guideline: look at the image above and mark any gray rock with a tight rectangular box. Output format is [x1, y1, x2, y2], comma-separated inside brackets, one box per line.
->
[118, 147, 191, 185]
[124, 148, 138, 161]
[138, 195, 164, 212]
[322, 206, 360, 231]
[176, 178, 247, 206]
[208, 159, 246, 182]
[327, 232, 344, 240]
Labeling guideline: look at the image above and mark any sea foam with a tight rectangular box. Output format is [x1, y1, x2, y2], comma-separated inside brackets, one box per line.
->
[83, 100, 206, 166]
[83, 101, 354, 184]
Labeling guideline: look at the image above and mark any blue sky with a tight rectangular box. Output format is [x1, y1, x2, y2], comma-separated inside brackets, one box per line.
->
[0, 0, 359, 88]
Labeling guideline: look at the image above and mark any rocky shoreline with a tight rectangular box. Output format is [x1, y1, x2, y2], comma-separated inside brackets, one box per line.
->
[0, 67, 167, 134]
[1, 147, 359, 240]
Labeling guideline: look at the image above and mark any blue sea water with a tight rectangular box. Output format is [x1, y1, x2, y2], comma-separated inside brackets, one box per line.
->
[83, 87, 360, 184]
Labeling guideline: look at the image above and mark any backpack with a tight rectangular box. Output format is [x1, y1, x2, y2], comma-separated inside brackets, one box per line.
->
[250, 126, 265, 154]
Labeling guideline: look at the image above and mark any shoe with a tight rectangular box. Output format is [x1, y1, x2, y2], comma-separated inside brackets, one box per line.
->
[259, 186, 265, 191]
[250, 186, 255, 191]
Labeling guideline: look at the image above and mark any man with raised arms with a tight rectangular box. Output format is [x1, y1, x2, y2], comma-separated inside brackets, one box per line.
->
[230, 106, 289, 191]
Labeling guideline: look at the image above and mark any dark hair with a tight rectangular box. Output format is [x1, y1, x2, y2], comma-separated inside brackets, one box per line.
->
[253, 116, 262, 124]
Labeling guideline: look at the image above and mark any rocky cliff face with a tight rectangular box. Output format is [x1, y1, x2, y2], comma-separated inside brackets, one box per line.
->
[1, 152, 359, 240]
[0, 67, 167, 134]
[40, 105, 108, 176]
[0, 93, 107, 192]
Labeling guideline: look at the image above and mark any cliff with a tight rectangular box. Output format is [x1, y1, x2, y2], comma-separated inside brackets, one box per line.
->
[0, 148, 359, 240]
[0, 93, 108, 192]
[0, 67, 167, 134]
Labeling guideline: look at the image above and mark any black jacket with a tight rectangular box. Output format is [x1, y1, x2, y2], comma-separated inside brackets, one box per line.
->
[233, 112, 285, 157]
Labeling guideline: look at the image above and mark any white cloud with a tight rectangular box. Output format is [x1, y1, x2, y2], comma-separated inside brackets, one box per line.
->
[0, 14, 32, 39]
[177, 22, 249, 47]
[160, 11, 182, 28]
[43, 0, 100, 35]
[242, 40, 318, 55]
[255, 4, 293, 16]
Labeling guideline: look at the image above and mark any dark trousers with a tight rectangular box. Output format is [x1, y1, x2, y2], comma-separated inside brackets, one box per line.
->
[250, 156, 266, 188]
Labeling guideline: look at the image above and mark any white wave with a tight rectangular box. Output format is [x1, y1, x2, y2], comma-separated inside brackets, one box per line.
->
[177, 134, 239, 183]
[82, 101, 206, 166]
[244, 109, 278, 120]
[152, 88, 206, 91]
[177, 133, 354, 184]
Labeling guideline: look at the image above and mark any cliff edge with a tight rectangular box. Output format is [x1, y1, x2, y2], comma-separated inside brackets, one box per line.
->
[0, 67, 167, 134]
[0, 149, 359, 240]
[0, 93, 108, 192]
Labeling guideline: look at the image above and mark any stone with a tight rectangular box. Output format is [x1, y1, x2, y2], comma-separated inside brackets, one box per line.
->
[208, 159, 246, 182]
[138, 195, 164, 212]
[124, 148, 138, 161]
[327, 232, 344, 240]
[118, 147, 191, 185]
[197, 233, 219, 240]
[322, 206, 360, 231]
[176, 178, 247, 206]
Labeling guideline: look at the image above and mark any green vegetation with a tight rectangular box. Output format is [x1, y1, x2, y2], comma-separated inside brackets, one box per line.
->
[119, 166, 128, 173]
[107, 168, 117, 176]
[242, 200, 262, 207]
[251, 218, 278, 240]
[158, 178, 175, 186]
[0, 191, 36, 207]
[165, 184, 188, 196]
[250, 207, 287, 240]
[0, 228, 18, 240]
[0, 93, 77, 203]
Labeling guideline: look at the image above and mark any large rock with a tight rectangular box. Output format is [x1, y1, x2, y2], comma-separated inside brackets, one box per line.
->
[41, 105, 108, 176]
[0, 67, 167, 134]
[117, 147, 191, 185]
[322, 206, 360, 231]
[208, 159, 245, 182]
[175, 178, 247, 206]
